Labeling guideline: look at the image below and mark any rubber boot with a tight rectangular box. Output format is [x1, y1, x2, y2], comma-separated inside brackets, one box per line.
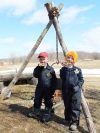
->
[28, 108, 41, 118]
[42, 108, 53, 122]
[69, 121, 79, 131]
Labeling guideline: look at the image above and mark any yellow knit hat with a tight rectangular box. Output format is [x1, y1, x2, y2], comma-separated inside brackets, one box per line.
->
[66, 51, 78, 63]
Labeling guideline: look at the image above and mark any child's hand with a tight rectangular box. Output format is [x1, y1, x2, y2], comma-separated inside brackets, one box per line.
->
[73, 85, 79, 92]
[61, 62, 67, 66]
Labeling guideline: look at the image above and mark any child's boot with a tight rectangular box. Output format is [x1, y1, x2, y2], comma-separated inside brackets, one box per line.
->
[28, 107, 41, 118]
[69, 121, 79, 131]
[42, 108, 53, 122]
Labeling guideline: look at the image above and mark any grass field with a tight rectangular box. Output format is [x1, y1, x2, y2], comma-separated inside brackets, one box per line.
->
[0, 60, 100, 133]
[0, 77, 100, 133]
[0, 59, 100, 70]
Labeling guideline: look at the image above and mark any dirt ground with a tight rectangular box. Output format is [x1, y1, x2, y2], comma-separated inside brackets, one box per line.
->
[0, 78, 100, 133]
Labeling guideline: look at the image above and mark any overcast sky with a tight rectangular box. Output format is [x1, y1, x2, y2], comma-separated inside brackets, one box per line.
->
[0, 0, 100, 59]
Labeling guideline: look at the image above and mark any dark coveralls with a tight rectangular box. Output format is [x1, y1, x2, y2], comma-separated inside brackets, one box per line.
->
[33, 64, 56, 109]
[60, 66, 84, 125]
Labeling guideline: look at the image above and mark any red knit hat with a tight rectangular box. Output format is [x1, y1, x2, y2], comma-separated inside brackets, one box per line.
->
[38, 52, 48, 58]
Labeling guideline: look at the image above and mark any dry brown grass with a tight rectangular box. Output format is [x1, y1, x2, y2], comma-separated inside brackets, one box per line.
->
[0, 60, 100, 133]
[0, 77, 100, 133]
[76, 59, 100, 68]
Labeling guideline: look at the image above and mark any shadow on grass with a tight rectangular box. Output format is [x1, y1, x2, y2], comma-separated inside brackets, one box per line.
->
[9, 104, 88, 133]
[9, 104, 31, 116]
[52, 114, 88, 133]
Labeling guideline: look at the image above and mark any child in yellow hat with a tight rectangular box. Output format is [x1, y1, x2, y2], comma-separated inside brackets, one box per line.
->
[60, 51, 84, 131]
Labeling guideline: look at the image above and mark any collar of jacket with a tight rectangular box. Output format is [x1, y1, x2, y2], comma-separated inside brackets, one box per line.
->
[46, 63, 52, 70]
[64, 65, 75, 71]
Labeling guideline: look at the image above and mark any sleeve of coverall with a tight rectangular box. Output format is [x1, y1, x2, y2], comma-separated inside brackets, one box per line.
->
[60, 68, 64, 80]
[33, 66, 40, 78]
[77, 68, 84, 88]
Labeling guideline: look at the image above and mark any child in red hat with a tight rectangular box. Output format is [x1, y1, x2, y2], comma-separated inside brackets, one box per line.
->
[29, 52, 57, 122]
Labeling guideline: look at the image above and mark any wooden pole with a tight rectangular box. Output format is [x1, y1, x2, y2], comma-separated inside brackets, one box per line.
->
[81, 91, 97, 133]
[0, 72, 33, 81]
[53, 17, 68, 56]
[45, 3, 68, 56]
[45, 3, 96, 133]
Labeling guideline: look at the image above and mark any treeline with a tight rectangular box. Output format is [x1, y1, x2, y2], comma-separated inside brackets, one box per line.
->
[47, 51, 100, 62]
[0, 51, 100, 65]
[78, 51, 100, 60]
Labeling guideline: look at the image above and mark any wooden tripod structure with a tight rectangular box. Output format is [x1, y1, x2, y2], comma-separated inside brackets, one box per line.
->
[1, 3, 96, 133]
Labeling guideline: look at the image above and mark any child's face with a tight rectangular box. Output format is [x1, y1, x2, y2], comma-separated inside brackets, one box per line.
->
[39, 57, 48, 65]
[66, 56, 74, 65]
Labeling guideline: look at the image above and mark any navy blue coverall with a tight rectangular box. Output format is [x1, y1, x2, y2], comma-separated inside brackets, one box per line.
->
[60, 66, 84, 124]
[33, 64, 56, 109]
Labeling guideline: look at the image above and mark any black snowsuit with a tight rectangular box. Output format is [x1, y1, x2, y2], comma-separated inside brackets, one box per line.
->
[60, 66, 84, 124]
[33, 64, 56, 109]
